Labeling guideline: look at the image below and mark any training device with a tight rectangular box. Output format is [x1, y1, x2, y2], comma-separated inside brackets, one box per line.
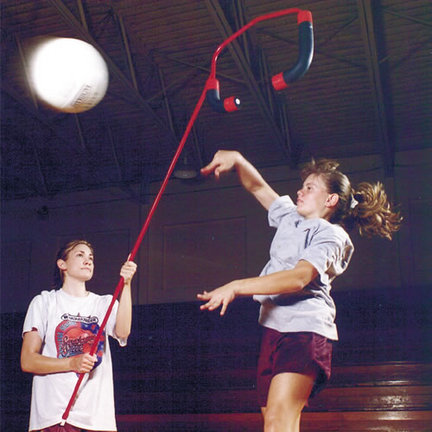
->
[61, 7, 313, 424]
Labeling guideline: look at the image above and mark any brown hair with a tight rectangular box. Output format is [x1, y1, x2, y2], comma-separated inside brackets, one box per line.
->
[300, 159, 402, 240]
[52, 239, 94, 289]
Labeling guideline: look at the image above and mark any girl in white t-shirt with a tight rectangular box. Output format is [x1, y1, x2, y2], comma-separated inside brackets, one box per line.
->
[197, 150, 401, 432]
[21, 240, 137, 432]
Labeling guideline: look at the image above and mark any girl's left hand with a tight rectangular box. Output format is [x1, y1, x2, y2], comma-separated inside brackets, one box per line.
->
[197, 283, 236, 316]
[120, 260, 137, 284]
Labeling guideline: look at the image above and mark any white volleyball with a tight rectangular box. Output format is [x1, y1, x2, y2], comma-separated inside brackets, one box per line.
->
[30, 37, 109, 113]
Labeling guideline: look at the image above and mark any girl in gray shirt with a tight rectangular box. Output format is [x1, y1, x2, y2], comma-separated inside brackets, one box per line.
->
[197, 150, 401, 432]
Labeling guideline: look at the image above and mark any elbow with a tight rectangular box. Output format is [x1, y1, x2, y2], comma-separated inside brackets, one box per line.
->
[292, 280, 307, 293]
[299, 276, 311, 290]
[119, 331, 131, 340]
[289, 274, 313, 293]
[20, 356, 33, 374]
[290, 262, 318, 292]
[115, 327, 131, 340]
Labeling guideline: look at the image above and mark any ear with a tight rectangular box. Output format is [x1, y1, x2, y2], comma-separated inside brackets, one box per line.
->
[57, 259, 66, 270]
[326, 193, 339, 208]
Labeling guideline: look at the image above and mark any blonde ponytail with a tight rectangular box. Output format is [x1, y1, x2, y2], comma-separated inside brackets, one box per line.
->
[347, 182, 402, 240]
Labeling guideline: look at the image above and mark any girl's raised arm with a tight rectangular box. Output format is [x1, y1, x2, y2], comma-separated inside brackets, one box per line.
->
[201, 150, 279, 210]
[114, 260, 137, 339]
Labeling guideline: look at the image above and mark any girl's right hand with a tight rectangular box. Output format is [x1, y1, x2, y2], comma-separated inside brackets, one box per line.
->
[120, 259, 137, 284]
[69, 353, 98, 373]
[200, 150, 241, 179]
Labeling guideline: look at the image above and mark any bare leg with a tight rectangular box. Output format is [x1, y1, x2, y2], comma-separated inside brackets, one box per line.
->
[261, 370, 316, 432]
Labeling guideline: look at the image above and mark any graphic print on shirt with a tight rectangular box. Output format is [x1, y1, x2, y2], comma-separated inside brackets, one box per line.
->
[55, 313, 105, 370]
[304, 228, 311, 248]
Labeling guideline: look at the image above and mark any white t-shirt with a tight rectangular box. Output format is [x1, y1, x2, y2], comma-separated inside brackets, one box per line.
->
[22, 288, 127, 431]
[254, 195, 354, 340]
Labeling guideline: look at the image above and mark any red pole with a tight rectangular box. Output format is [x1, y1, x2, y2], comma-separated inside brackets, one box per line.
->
[61, 85, 209, 423]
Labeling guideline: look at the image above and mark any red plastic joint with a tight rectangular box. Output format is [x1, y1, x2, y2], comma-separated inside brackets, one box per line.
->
[298, 10, 312, 25]
[223, 96, 240, 112]
[271, 73, 288, 91]
[206, 78, 219, 91]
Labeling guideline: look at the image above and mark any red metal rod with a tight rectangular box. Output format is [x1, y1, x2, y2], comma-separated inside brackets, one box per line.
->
[61, 85, 209, 423]
[209, 8, 301, 79]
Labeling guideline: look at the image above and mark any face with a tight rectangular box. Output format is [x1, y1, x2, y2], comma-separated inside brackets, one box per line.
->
[58, 243, 94, 283]
[296, 174, 338, 220]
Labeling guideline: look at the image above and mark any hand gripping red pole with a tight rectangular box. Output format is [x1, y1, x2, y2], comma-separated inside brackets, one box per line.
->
[61, 7, 313, 425]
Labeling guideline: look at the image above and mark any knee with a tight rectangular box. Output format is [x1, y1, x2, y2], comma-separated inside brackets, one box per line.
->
[263, 406, 301, 432]
[263, 408, 278, 432]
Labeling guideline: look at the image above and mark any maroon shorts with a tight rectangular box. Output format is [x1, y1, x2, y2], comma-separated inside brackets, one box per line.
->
[257, 328, 333, 407]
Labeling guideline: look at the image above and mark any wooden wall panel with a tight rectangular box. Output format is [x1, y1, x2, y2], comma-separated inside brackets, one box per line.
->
[1, 152, 431, 311]
[162, 218, 246, 293]
[1, 240, 32, 312]
[407, 199, 432, 286]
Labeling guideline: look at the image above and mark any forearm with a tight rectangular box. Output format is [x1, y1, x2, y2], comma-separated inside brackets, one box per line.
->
[201, 150, 279, 209]
[198, 262, 318, 316]
[21, 351, 73, 375]
[234, 153, 279, 208]
[234, 152, 267, 192]
[231, 267, 313, 297]
[115, 282, 132, 339]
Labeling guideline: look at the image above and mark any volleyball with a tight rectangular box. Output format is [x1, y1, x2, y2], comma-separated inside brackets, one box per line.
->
[29, 37, 109, 113]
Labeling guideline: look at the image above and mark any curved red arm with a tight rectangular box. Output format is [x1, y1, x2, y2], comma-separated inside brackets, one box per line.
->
[205, 8, 314, 113]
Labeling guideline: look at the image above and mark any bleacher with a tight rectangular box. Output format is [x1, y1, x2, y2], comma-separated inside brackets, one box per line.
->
[2, 288, 431, 431]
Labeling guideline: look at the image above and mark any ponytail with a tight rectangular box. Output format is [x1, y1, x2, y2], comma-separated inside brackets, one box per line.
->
[343, 182, 402, 240]
[301, 159, 402, 240]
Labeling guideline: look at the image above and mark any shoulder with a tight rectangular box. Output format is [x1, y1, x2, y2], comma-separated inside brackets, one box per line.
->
[28, 289, 58, 307]
[269, 195, 295, 211]
[23, 290, 58, 331]
[40, 289, 58, 299]
[268, 195, 299, 225]
[309, 219, 353, 249]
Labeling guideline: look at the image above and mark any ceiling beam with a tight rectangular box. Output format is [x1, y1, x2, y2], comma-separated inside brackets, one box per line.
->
[15, 35, 39, 110]
[146, 68, 201, 103]
[383, 7, 432, 28]
[76, 0, 88, 31]
[105, 115, 124, 183]
[73, 114, 90, 153]
[204, 0, 294, 166]
[357, 0, 394, 176]
[391, 34, 432, 70]
[47, 0, 178, 148]
[28, 134, 49, 197]
[259, 28, 366, 71]
[153, 50, 245, 84]
[117, 13, 139, 91]
[157, 66, 178, 139]
[1, 82, 76, 147]
[1, 85, 53, 196]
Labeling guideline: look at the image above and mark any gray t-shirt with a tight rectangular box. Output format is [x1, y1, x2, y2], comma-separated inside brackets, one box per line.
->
[254, 195, 354, 340]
